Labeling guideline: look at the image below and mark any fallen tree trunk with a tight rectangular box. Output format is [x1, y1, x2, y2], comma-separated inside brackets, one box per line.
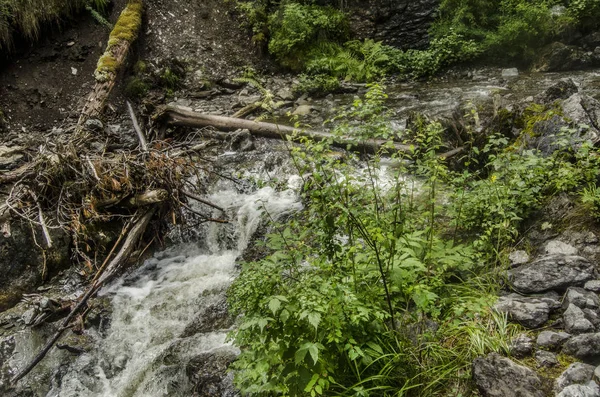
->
[11, 207, 155, 384]
[159, 105, 413, 155]
[78, 0, 143, 127]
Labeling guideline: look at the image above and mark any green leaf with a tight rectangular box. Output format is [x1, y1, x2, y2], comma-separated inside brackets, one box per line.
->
[308, 312, 321, 330]
[304, 373, 319, 392]
[295, 347, 308, 365]
[308, 343, 319, 365]
[268, 298, 281, 315]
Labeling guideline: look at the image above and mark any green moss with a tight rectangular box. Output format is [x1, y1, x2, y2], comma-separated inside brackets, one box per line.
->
[106, 0, 143, 48]
[133, 60, 147, 74]
[94, 0, 143, 81]
[124, 77, 149, 98]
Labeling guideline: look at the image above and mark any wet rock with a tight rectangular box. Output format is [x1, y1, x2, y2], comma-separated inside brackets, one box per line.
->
[564, 287, 600, 310]
[535, 350, 558, 367]
[564, 304, 595, 334]
[472, 353, 544, 397]
[580, 32, 600, 50]
[510, 334, 533, 357]
[536, 43, 592, 73]
[0, 221, 70, 311]
[558, 383, 600, 397]
[186, 348, 239, 397]
[585, 281, 600, 293]
[536, 78, 579, 104]
[501, 68, 519, 78]
[545, 240, 578, 256]
[508, 254, 595, 294]
[537, 330, 571, 350]
[555, 362, 596, 391]
[562, 333, 600, 362]
[494, 293, 557, 328]
[508, 250, 529, 267]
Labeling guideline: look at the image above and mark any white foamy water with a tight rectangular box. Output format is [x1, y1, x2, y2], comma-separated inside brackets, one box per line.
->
[46, 180, 302, 397]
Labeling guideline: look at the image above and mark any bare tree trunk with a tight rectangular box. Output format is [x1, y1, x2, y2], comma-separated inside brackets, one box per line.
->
[160, 105, 413, 155]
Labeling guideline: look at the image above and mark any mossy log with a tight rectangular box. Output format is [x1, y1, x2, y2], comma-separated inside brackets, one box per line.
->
[78, 0, 143, 126]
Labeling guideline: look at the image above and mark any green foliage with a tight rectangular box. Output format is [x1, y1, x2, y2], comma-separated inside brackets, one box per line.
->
[268, 3, 348, 70]
[124, 77, 149, 99]
[293, 73, 341, 96]
[160, 67, 181, 90]
[582, 184, 600, 219]
[0, 0, 109, 50]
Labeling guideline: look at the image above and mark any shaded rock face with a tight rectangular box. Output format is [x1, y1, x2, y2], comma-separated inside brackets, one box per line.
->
[562, 333, 600, 363]
[472, 353, 545, 397]
[348, 0, 438, 50]
[0, 221, 70, 311]
[555, 362, 597, 392]
[187, 349, 239, 397]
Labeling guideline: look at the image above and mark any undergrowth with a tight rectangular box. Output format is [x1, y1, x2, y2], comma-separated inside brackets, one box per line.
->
[0, 0, 109, 51]
[227, 84, 600, 396]
[233, 0, 600, 93]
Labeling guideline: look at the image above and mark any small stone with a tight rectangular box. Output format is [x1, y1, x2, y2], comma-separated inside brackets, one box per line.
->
[535, 350, 558, 367]
[585, 281, 600, 293]
[84, 118, 104, 132]
[21, 308, 37, 326]
[584, 233, 599, 244]
[66, 41, 75, 47]
[594, 366, 600, 383]
[71, 67, 78, 76]
[537, 330, 572, 350]
[276, 87, 294, 101]
[510, 334, 534, 357]
[564, 304, 595, 334]
[292, 104, 313, 116]
[545, 240, 578, 255]
[502, 68, 519, 78]
[556, 363, 596, 392]
[508, 250, 529, 267]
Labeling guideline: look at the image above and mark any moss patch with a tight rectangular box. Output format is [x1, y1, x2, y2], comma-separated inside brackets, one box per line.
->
[94, 0, 143, 81]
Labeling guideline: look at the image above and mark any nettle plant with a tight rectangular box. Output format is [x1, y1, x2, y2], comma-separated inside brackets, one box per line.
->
[227, 84, 542, 396]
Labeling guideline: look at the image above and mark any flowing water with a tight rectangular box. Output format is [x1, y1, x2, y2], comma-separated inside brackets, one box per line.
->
[4, 67, 600, 396]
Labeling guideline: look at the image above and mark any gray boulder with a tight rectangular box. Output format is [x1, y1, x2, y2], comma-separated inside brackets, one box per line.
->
[563, 304, 595, 334]
[508, 250, 530, 267]
[564, 287, 600, 310]
[509, 255, 595, 293]
[585, 280, 600, 293]
[472, 353, 544, 397]
[562, 333, 600, 363]
[558, 383, 600, 397]
[537, 330, 571, 350]
[545, 240, 578, 256]
[494, 293, 559, 328]
[535, 78, 578, 104]
[555, 362, 596, 392]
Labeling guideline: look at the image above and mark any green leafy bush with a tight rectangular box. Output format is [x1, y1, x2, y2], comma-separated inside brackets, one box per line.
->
[268, 3, 348, 70]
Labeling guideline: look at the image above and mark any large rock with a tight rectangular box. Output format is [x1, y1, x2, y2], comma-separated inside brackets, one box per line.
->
[562, 333, 600, 363]
[508, 254, 596, 294]
[536, 78, 579, 104]
[472, 353, 545, 397]
[535, 42, 594, 72]
[555, 362, 596, 392]
[494, 293, 560, 328]
[348, 0, 438, 50]
[563, 304, 596, 334]
[558, 384, 600, 397]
